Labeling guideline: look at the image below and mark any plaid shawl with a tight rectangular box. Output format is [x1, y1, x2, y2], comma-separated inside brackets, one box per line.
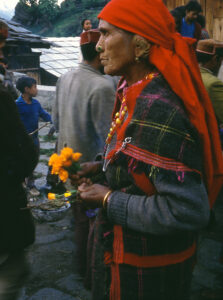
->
[107, 74, 202, 177]
[104, 74, 198, 265]
[91, 75, 201, 300]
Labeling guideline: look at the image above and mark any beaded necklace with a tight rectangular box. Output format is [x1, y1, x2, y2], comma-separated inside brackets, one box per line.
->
[106, 72, 158, 144]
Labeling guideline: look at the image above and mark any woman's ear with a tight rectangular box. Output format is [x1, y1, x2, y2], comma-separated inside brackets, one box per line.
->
[133, 35, 151, 60]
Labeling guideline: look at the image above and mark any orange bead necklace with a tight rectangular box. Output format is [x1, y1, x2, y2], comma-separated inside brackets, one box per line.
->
[106, 72, 158, 145]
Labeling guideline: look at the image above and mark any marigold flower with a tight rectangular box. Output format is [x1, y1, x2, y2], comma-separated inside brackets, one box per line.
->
[64, 192, 72, 198]
[48, 147, 82, 183]
[51, 157, 63, 175]
[48, 193, 56, 200]
[59, 169, 69, 182]
[62, 159, 72, 168]
[48, 153, 59, 166]
[72, 152, 82, 161]
[60, 147, 73, 159]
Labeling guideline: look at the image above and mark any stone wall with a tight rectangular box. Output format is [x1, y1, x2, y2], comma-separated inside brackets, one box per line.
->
[13, 72, 56, 113]
[37, 85, 56, 112]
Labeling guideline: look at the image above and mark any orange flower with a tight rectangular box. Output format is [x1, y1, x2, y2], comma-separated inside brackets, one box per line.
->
[60, 147, 73, 159]
[72, 152, 82, 161]
[59, 169, 69, 182]
[48, 147, 82, 183]
[60, 147, 75, 168]
[48, 193, 56, 200]
[48, 153, 60, 166]
[62, 159, 72, 168]
[51, 156, 63, 175]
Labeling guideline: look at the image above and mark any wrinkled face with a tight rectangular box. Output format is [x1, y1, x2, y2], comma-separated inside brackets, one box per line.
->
[97, 20, 135, 76]
[185, 10, 199, 23]
[83, 20, 92, 31]
[26, 84, 38, 97]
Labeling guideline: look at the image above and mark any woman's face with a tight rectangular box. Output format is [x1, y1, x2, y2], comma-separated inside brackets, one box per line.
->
[83, 20, 92, 31]
[97, 20, 135, 76]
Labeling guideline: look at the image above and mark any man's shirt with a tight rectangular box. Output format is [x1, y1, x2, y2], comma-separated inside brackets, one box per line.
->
[181, 18, 195, 38]
[16, 95, 51, 143]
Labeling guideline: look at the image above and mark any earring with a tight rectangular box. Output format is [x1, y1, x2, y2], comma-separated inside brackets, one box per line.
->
[135, 56, 140, 62]
[96, 45, 102, 53]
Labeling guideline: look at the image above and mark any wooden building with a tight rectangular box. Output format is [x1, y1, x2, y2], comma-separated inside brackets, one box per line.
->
[163, 0, 223, 41]
[0, 18, 51, 84]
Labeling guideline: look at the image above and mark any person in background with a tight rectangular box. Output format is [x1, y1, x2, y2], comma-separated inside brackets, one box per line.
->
[53, 29, 115, 283]
[0, 20, 38, 300]
[79, 19, 93, 62]
[0, 57, 19, 100]
[197, 14, 210, 40]
[16, 76, 52, 197]
[196, 39, 223, 124]
[171, 0, 202, 40]
[170, 6, 185, 32]
[196, 38, 223, 300]
[81, 19, 92, 32]
[70, 0, 223, 299]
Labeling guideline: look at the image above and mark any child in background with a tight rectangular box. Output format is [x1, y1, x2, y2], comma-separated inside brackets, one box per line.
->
[16, 76, 52, 196]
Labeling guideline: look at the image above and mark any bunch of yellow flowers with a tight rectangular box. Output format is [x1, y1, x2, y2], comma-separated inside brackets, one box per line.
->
[48, 191, 72, 200]
[48, 147, 82, 182]
[47, 190, 78, 202]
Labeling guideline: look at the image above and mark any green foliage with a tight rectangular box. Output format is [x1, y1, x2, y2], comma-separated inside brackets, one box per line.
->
[18, 0, 59, 24]
[40, 148, 55, 156]
[38, 0, 59, 21]
[19, 0, 40, 20]
[17, 0, 108, 36]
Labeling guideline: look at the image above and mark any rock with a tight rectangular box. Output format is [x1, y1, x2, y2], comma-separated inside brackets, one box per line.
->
[56, 275, 91, 300]
[29, 288, 78, 300]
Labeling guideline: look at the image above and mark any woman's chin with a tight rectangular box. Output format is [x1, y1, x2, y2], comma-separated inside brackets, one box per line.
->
[104, 66, 119, 76]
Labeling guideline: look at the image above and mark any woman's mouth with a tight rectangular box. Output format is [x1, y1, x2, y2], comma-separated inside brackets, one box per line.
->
[100, 57, 108, 64]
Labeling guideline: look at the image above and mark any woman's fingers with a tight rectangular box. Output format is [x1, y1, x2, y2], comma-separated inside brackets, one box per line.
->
[78, 177, 92, 185]
[78, 182, 90, 192]
[77, 184, 110, 208]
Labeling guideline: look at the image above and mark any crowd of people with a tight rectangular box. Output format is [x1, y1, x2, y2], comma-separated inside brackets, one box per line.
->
[1, 0, 223, 299]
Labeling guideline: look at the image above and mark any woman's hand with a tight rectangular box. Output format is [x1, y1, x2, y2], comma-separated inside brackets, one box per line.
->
[78, 183, 110, 208]
[70, 161, 102, 186]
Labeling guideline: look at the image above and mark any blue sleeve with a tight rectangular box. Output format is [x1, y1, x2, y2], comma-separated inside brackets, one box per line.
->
[38, 102, 52, 123]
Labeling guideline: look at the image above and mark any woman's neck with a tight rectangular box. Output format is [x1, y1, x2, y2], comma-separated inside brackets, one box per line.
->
[124, 63, 155, 86]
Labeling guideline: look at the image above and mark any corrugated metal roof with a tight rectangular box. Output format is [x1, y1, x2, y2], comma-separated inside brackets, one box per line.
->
[33, 37, 81, 78]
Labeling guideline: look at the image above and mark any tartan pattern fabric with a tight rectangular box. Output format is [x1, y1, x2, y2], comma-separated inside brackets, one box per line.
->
[90, 75, 202, 299]
[91, 210, 196, 300]
[117, 255, 195, 300]
[103, 75, 200, 258]
[122, 143, 201, 174]
[123, 75, 202, 173]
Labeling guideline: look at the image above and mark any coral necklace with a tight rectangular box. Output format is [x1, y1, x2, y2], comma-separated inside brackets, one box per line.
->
[106, 71, 158, 144]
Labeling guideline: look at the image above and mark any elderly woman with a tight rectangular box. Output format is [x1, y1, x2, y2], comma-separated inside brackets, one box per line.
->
[73, 0, 223, 299]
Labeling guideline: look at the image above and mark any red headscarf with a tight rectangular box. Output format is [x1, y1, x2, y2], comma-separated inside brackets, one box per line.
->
[98, 0, 223, 206]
